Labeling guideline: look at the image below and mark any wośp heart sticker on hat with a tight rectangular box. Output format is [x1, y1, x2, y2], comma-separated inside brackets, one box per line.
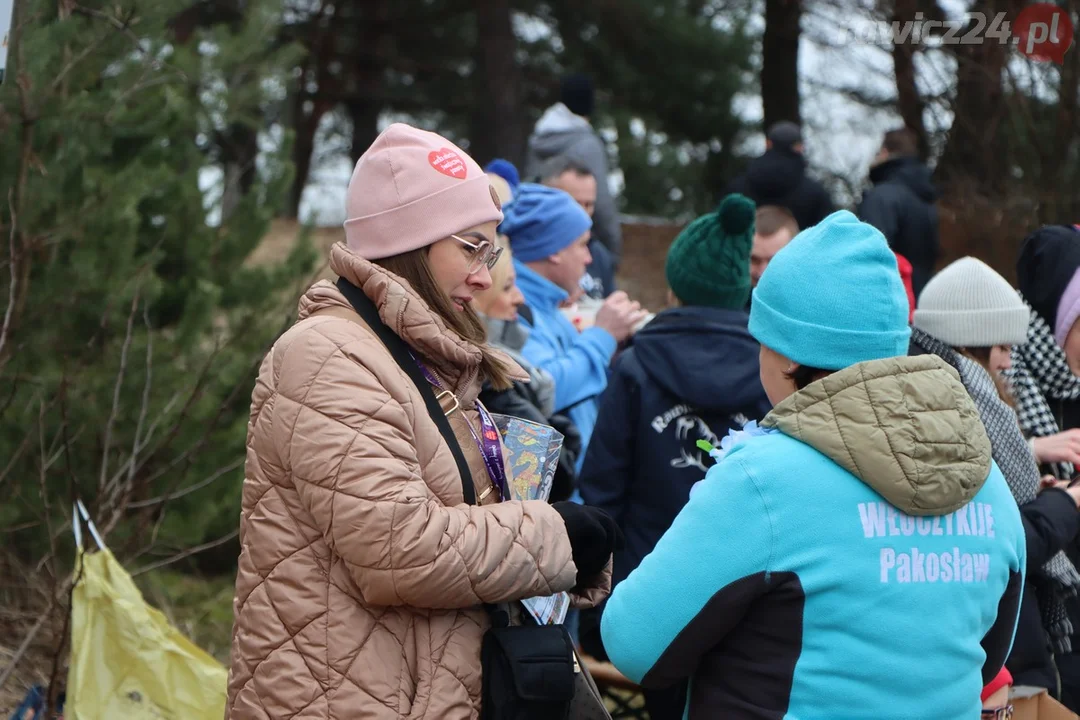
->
[345, 123, 503, 260]
[428, 149, 467, 179]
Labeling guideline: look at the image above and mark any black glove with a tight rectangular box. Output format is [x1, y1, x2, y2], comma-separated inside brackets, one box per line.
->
[551, 502, 623, 584]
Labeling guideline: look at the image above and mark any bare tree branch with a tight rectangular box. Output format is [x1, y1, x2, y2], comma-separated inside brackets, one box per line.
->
[127, 458, 243, 509]
[98, 289, 140, 495]
[0, 189, 18, 366]
[48, 27, 111, 93]
[128, 305, 154, 482]
[102, 304, 156, 513]
[0, 601, 52, 691]
[130, 528, 240, 577]
[38, 397, 57, 584]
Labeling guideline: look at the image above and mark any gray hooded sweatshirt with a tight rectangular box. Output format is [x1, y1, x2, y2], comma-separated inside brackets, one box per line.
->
[525, 103, 622, 264]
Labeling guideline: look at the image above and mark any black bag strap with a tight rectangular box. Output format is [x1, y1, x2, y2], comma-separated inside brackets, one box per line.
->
[335, 277, 476, 506]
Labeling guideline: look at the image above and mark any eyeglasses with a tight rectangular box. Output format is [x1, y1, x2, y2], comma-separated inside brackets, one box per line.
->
[981, 705, 1014, 720]
[451, 234, 503, 274]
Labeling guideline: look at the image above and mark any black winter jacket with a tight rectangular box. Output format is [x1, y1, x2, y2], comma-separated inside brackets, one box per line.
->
[858, 156, 940, 298]
[577, 306, 772, 659]
[725, 148, 835, 232]
[1008, 489, 1080, 692]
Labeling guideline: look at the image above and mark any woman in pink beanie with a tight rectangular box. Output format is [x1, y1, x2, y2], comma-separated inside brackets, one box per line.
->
[226, 123, 618, 720]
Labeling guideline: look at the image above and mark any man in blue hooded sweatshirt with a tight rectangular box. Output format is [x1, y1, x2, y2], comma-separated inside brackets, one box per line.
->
[601, 211, 1026, 719]
[577, 194, 772, 719]
[499, 184, 646, 472]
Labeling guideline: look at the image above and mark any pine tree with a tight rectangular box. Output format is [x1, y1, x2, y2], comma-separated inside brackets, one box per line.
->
[0, 0, 314, 581]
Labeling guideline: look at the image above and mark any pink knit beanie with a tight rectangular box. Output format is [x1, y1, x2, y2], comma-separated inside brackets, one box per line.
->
[343, 123, 503, 259]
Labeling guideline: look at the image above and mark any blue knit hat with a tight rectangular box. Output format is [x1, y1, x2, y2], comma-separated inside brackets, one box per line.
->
[666, 194, 755, 309]
[749, 210, 911, 370]
[499, 183, 592, 263]
[484, 158, 520, 189]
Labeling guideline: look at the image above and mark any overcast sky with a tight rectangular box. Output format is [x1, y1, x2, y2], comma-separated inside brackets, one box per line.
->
[201, 1, 1055, 226]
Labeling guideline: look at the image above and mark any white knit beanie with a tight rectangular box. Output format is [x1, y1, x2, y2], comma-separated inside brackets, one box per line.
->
[913, 257, 1029, 347]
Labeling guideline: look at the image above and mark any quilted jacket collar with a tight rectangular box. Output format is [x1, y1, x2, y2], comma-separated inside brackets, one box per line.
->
[761, 354, 992, 516]
[297, 242, 491, 401]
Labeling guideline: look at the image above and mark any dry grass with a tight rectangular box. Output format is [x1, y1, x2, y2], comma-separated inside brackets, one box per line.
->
[246, 219, 344, 281]
[617, 222, 683, 312]
[0, 600, 66, 715]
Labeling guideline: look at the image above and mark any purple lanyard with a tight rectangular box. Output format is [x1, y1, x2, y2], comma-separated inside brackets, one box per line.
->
[412, 355, 508, 502]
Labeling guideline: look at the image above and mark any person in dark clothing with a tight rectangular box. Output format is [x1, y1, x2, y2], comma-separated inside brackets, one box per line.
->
[578, 194, 771, 720]
[911, 327, 1080, 698]
[909, 256, 1080, 698]
[725, 121, 834, 234]
[1007, 225, 1080, 710]
[857, 127, 940, 299]
[539, 155, 617, 300]
[600, 210, 1024, 719]
[1009, 225, 1080, 477]
[1013, 482, 1080, 699]
[526, 74, 623, 265]
[474, 237, 581, 503]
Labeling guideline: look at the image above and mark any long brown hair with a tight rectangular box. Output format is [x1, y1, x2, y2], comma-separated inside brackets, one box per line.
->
[376, 247, 514, 391]
[958, 346, 1016, 409]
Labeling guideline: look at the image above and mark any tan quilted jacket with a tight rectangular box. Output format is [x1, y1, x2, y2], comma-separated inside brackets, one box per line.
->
[226, 243, 587, 719]
[762, 354, 993, 515]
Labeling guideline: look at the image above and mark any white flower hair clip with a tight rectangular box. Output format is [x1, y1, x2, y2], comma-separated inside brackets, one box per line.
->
[697, 420, 775, 464]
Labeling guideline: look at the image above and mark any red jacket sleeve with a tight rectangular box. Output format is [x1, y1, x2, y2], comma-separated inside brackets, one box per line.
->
[894, 251, 916, 322]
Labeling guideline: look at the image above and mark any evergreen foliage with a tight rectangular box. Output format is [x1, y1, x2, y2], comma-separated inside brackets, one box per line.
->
[0, 0, 315, 575]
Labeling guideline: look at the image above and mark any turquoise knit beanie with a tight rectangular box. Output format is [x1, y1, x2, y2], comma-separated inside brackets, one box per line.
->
[665, 194, 755, 309]
[749, 210, 911, 370]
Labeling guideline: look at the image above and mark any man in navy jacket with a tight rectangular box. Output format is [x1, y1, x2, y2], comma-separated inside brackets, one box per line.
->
[578, 194, 772, 719]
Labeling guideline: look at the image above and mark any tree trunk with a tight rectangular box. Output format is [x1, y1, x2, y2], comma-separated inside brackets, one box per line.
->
[762, 0, 802, 130]
[219, 122, 259, 223]
[347, 98, 380, 164]
[1043, 0, 1079, 222]
[287, 88, 324, 219]
[935, 0, 1020, 200]
[470, 0, 526, 168]
[891, 0, 929, 160]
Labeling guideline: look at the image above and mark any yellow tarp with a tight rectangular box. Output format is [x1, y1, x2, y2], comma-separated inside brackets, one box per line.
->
[66, 547, 228, 720]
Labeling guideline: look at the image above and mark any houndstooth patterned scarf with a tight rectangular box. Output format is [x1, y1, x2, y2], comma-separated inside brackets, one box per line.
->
[1008, 303, 1080, 480]
[914, 328, 1080, 655]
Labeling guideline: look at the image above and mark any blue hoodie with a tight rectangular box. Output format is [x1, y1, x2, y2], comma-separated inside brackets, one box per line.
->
[600, 355, 1026, 719]
[580, 306, 771, 594]
[513, 259, 616, 470]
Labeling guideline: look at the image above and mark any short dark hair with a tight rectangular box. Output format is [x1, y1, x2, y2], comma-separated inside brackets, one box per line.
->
[767, 121, 802, 151]
[784, 364, 832, 390]
[882, 127, 918, 157]
[755, 205, 799, 238]
[539, 155, 594, 185]
[560, 73, 595, 117]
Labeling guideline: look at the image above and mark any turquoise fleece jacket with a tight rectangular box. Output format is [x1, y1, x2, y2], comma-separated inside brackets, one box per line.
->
[601, 356, 1026, 719]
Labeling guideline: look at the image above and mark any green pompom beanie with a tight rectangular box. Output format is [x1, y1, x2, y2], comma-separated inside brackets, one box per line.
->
[665, 193, 755, 309]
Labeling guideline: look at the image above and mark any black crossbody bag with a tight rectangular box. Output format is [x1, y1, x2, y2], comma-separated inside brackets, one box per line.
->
[333, 278, 606, 720]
